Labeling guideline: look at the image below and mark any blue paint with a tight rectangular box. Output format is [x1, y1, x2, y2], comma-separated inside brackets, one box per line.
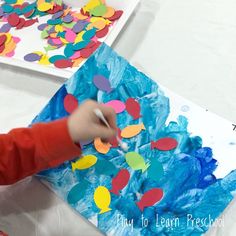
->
[32, 44, 236, 235]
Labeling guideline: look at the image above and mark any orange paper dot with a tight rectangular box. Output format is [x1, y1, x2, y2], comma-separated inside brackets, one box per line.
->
[94, 138, 110, 154]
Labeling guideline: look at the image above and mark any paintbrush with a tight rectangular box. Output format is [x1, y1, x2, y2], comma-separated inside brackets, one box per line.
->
[94, 108, 129, 152]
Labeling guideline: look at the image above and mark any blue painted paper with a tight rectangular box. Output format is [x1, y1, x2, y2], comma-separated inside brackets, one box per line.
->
[32, 43, 236, 236]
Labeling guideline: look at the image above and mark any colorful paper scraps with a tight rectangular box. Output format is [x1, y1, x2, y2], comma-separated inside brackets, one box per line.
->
[110, 169, 130, 195]
[0, 0, 123, 69]
[93, 74, 113, 93]
[94, 137, 111, 154]
[67, 180, 90, 205]
[104, 100, 125, 114]
[94, 186, 112, 214]
[125, 98, 141, 120]
[63, 93, 78, 113]
[125, 152, 150, 173]
[71, 155, 97, 172]
[136, 188, 164, 211]
[147, 159, 164, 182]
[121, 123, 145, 138]
[0, 32, 20, 57]
[151, 137, 178, 151]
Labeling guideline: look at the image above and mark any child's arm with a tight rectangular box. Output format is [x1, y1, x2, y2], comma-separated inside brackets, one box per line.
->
[0, 100, 116, 185]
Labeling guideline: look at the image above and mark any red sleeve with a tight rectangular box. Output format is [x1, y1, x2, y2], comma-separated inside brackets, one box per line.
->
[0, 118, 81, 185]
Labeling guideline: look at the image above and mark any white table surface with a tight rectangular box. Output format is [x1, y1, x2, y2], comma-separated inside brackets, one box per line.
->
[1, 0, 236, 235]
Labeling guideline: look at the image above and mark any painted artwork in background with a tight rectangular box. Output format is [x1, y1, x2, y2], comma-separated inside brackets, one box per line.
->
[32, 43, 236, 235]
[0, 0, 123, 68]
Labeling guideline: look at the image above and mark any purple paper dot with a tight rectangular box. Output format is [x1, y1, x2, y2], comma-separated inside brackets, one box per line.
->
[72, 21, 88, 33]
[52, 10, 64, 20]
[37, 23, 48, 31]
[48, 38, 58, 46]
[0, 7, 4, 17]
[24, 53, 42, 62]
[48, 26, 55, 34]
[0, 23, 11, 33]
[63, 14, 73, 23]
[93, 75, 113, 93]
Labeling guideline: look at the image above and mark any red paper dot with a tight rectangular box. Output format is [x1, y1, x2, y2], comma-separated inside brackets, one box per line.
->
[47, 5, 63, 14]
[80, 47, 93, 58]
[152, 137, 178, 151]
[86, 41, 96, 48]
[0, 44, 5, 53]
[23, 18, 38, 28]
[7, 13, 20, 27]
[107, 10, 123, 21]
[54, 59, 73, 68]
[63, 94, 78, 114]
[0, 35, 7, 46]
[80, 8, 90, 17]
[24, 9, 35, 18]
[16, 18, 26, 30]
[109, 128, 121, 148]
[96, 26, 109, 38]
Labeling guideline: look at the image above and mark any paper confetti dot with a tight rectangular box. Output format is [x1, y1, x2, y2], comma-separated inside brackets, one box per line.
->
[54, 59, 73, 68]
[96, 25, 109, 38]
[37, 23, 48, 31]
[63, 14, 73, 23]
[83, 28, 96, 40]
[52, 10, 64, 20]
[24, 53, 42, 62]
[0, 35, 7, 46]
[49, 55, 67, 64]
[151, 137, 178, 151]
[107, 10, 123, 21]
[5, 0, 17, 4]
[2, 4, 14, 13]
[63, 94, 78, 113]
[0, 23, 11, 33]
[80, 47, 93, 58]
[7, 13, 20, 27]
[0, 44, 5, 53]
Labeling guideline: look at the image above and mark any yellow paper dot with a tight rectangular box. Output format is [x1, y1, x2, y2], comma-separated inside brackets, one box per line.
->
[83, 0, 101, 12]
[72, 58, 84, 67]
[74, 31, 85, 43]
[37, 2, 53, 12]
[60, 37, 68, 44]
[38, 54, 50, 65]
[55, 25, 64, 32]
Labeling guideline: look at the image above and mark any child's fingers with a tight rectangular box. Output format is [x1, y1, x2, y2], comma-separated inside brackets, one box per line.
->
[93, 124, 116, 140]
[99, 105, 117, 130]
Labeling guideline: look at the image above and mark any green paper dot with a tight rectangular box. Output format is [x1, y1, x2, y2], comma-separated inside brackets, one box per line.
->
[90, 4, 107, 17]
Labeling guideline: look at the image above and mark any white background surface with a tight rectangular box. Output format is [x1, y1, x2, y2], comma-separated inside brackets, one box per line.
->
[1, 0, 236, 235]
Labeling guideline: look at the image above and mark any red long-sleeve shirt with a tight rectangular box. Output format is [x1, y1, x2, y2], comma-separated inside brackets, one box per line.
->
[0, 118, 81, 185]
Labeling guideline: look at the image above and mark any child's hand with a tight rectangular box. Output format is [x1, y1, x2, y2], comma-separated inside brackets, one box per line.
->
[68, 100, 117, 143]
